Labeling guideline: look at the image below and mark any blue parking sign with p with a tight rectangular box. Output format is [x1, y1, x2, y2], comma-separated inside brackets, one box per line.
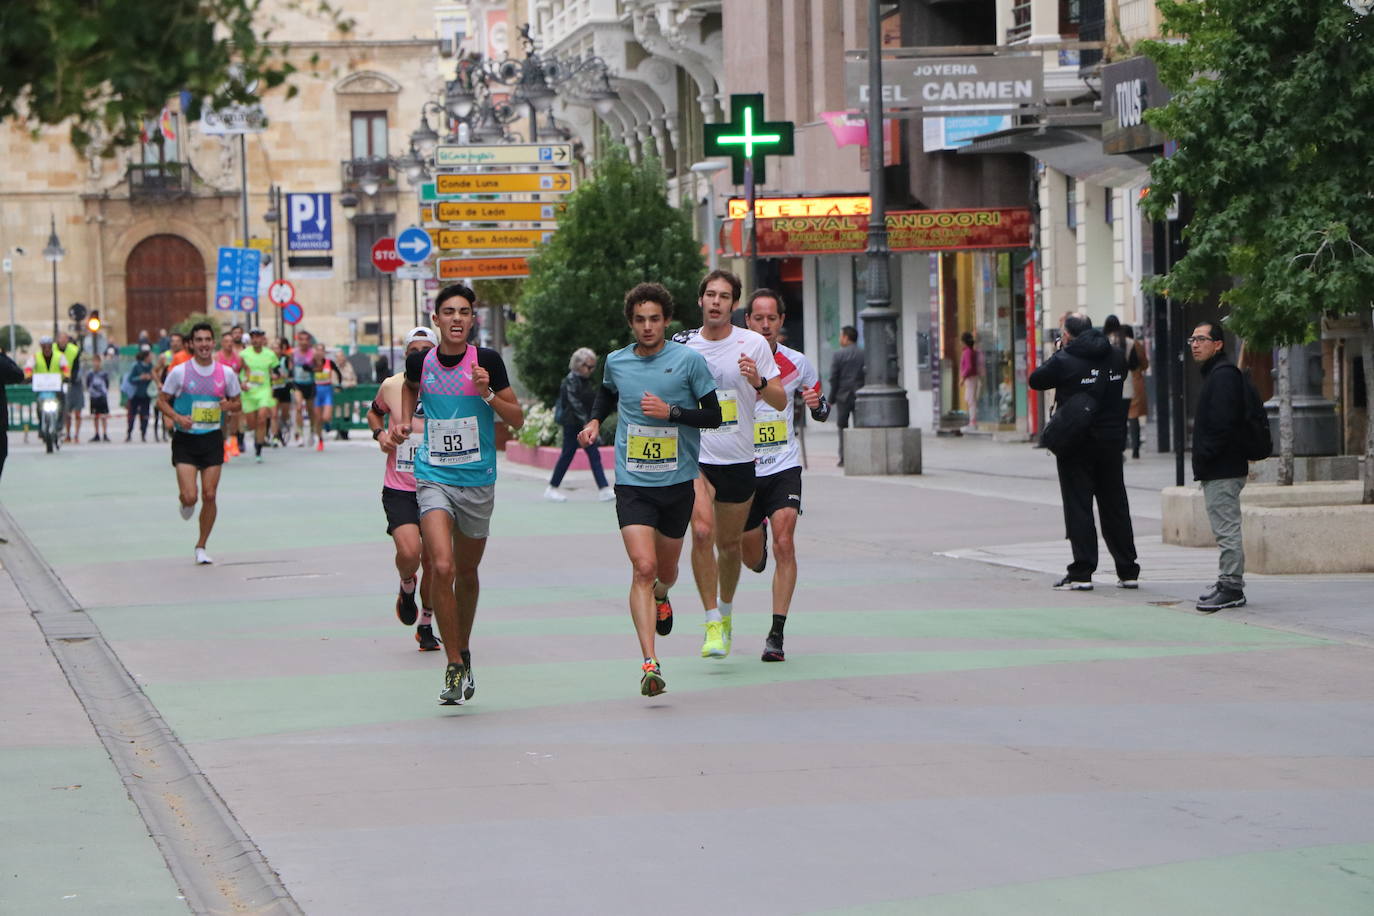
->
[287, 193, 332, 251]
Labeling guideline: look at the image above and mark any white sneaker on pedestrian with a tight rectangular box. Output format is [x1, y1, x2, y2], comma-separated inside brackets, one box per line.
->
[179, 503, 195, 521]
[195, 547, 213, 565]
[543, 486, 568, 502]
[597, 487, 616, 502]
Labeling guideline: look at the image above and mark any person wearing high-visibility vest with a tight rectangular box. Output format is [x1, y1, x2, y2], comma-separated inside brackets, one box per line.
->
[310, 342, 342, 452]
[24, 336, 71, 381]
[57, 331, 83, 443]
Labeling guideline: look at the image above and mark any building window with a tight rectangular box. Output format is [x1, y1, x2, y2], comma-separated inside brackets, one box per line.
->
[351, 111, 388, 160]
[1066, 177, 1078, 229]
[353, 214, 393, 280]
[1104, 188, 1114, 225]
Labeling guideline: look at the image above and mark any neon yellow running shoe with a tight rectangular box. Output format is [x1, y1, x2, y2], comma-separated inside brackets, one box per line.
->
[721, 615, 732, 656]
[701, 620, 727, 658]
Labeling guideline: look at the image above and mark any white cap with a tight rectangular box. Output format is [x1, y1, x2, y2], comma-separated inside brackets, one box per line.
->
[404, 327, 438, 346]
[39, 335, 54, 345]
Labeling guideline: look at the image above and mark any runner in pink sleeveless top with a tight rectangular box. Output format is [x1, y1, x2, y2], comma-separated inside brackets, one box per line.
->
[368, 327, 441, 651]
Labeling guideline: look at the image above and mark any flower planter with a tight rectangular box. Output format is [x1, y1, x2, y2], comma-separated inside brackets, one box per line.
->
[505, 441, 615, 471]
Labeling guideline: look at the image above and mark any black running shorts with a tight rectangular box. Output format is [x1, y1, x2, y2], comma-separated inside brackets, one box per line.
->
[382, 486, 421, 535]
[170, 430, 224, 469]
[273, 385, 292, 404]
[296, 381, 317, 403]
[615, 481, 695, 539]
[700, 461, 755, 504]
[746, 466, 803, 531]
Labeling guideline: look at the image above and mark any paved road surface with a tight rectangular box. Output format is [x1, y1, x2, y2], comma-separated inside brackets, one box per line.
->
[2, 429, 1372, 914]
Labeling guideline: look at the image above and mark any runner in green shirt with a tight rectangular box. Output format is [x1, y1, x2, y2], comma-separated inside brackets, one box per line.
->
[239, 329, 278, 463]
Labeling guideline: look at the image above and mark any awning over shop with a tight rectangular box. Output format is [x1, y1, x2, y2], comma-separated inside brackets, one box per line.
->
[957, 119, 1153, 187]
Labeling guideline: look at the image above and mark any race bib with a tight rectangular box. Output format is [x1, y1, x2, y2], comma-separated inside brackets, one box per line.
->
[753, 409, 789, 455]
[427, 416, 480, 466]
[191, 399, 222, 433]
[247, 370, 267, 388]
[394, 432, 424, 474]
[626, 424, 678, 473]
[708, 389, 739, 433]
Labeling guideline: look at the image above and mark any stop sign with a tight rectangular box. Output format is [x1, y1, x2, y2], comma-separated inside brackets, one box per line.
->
[370, 237, 401, 274]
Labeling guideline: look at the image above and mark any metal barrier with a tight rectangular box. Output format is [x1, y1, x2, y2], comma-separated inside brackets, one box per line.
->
[6, 385, 37, 432]
[329, 383, 379, 432]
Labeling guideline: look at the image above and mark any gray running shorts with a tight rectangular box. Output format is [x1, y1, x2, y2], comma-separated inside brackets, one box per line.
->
[416, 479, 495, 539]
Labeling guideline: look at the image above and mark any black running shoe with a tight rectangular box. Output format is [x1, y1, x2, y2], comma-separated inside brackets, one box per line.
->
[1052, 576, 1093, 591]
[396, 587, 418, 626]
[655, 594, 674, 636]
[1197, 587, 1246, 613]
[459, 649, 475, 701]
[1198, 583, 1222, 603]
[415, 625, 441, 651]
[761, 633, 785, 662]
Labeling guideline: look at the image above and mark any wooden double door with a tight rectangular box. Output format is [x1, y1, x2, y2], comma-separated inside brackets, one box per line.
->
[124, 234, 206, 341]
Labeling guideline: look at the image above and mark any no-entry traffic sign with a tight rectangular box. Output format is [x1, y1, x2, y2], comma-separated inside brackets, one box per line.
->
[268, 279, 295, 306]
[370, 237, 401, 274]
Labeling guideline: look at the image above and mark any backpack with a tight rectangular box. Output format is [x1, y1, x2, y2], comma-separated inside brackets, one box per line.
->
[1040, 365, 1110, 457]
[1236, 368, 1273, 462]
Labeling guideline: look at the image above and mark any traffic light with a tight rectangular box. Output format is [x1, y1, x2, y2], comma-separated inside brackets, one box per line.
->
[86, 310, 101, 333]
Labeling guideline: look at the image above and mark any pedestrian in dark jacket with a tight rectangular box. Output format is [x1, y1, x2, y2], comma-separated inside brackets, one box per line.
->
[1028, 315, 1140, 590]
[1188, 320, 1249, 612]
[545, 347, 612, 502]
[829, 325, 864, 466]
[0, 346, 27, 482]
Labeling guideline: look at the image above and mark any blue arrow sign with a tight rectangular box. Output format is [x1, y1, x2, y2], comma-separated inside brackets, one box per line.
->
[396, 226, 433, 264]
[215, 247, 261, 311]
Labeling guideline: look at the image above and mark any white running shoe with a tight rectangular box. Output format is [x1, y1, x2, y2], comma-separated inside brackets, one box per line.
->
[597, 487, 616, 502]
[543, 486, 568, 502]
[179, 503, 194, 521]
[195, 547, 213, 565]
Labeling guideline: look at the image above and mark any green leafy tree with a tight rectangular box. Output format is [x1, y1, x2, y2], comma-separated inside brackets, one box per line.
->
[0, 0, 352, 151]
[172, 312, 223, 339]
[1, 324, 33, 351]
[1142, 1, 1374, 494]
[511, 145, 705, 406]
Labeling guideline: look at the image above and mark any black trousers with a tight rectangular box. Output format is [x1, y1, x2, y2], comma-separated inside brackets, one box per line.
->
[834, 391, 856, 460]
[1055, 439, 1140, 581]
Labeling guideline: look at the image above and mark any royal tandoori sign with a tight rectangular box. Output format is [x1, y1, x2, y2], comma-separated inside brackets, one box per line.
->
[726, 207, 1032, 256]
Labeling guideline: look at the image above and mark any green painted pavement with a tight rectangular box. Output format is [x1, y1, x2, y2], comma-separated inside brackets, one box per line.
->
[144, 642, 1312, 743]
[88, 601, 1330, 648]
[0, 747, 186, 915]
[817, 842, 1374, 915]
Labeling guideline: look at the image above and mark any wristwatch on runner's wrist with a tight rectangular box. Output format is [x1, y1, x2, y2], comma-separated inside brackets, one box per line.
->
[371, 428, 383, 440]
[669, 405, 682, 422]
[481, 389, 496, 403]
[753, 378, 766, 391]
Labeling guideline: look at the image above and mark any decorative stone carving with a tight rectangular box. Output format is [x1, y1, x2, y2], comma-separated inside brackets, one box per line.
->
[334, 71, 403, 95]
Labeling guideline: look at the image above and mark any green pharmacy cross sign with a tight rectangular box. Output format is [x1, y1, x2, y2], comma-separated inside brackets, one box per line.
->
[704, 94, 795, 185]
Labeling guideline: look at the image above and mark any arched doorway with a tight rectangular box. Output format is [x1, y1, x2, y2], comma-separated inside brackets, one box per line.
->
[124, 235, 206, 341]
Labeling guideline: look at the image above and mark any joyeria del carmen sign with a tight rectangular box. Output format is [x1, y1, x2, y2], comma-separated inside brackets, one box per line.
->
[726, 207, 1032, 256]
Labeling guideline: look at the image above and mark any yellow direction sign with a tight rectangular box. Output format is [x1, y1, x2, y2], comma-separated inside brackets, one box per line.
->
[436, 201, 563, 223]
[437, 229, 554, 251]
[435, 172, 573, 195]
[436, 256, 530, 280]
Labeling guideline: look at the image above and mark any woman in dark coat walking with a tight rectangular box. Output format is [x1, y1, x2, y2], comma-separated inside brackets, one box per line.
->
[545, 347, 613, 502]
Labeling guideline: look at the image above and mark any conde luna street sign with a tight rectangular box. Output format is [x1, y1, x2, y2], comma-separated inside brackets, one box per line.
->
[844, 56, 1042, 110]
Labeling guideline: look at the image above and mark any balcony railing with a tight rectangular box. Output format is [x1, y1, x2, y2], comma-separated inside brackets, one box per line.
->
[1007, 0, 1033, 44]
[341, 157, 396, 196]
[127, 162, 190, 200]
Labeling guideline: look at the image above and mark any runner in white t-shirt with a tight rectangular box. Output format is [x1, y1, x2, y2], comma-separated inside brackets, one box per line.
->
[674, 269, 785, 660]
[740, 289, 830, 662]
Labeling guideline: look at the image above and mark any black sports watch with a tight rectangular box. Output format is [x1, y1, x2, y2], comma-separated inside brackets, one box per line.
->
[753, 378, 767, 391]
[372, 427, 384, 440]
[669, 405, 682, 422]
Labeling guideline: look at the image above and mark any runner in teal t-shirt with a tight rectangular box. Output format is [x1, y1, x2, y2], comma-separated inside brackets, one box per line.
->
[578, 282, 720, 698]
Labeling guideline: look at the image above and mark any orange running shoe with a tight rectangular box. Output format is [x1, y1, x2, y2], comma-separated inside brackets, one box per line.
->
[655, 594, 673, 636]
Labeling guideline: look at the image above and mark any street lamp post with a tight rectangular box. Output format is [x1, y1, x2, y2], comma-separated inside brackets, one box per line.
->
[854, 0, 909, 430]
[689, 161, 728, 271]
[42, 216, 65, 338]
[263, 185, 286, 340]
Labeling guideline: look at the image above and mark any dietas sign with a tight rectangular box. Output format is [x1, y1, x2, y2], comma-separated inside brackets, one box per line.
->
[845, 56, 1042, 109]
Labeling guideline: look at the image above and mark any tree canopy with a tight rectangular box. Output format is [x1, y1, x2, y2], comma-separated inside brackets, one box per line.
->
[510, 145, 705, 406]
[1141, 0, 1374, 345]
[0, 0, 350, 151]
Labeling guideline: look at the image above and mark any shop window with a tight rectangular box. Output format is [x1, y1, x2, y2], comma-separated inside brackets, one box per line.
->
[1066, 177, 1078, 229]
